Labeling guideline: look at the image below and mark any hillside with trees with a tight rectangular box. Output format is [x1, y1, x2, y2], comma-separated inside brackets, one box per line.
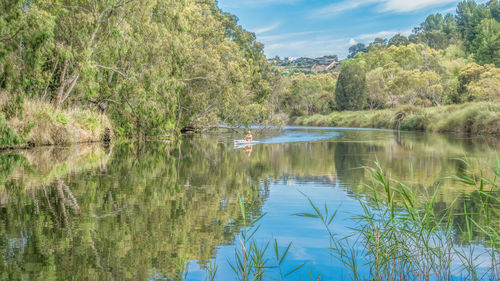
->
[289, 0, 500, 134]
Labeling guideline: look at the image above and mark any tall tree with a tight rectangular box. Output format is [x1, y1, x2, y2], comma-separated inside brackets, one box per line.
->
[472, 18, 500, 66]
[388, 34, 410, 47]
[456, 0, 491, 51]
[335, 60, 367, 110]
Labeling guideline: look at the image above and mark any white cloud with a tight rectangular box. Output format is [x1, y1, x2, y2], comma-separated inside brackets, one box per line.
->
[311, 0, 461, 18]
[380, 0, 458, 13]
[252, 22, 281, 34]
[349, 38, 357, 45]
[439, 6, 457, 14]
[312, 0, 379, 18]
[355, 29, 412, 40]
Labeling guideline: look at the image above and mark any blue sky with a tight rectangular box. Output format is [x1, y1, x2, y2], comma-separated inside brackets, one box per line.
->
[217, 0, 480, 59]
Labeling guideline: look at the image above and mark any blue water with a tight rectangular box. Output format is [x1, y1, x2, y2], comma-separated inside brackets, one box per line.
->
[182, 127, 498, 281]
[185, 180, 366, 280]
[3, 126, 497, 281]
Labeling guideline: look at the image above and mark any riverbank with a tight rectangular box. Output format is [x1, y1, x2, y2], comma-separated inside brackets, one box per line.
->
[0, 100, 111, 149]
[293, 102, 500, 135]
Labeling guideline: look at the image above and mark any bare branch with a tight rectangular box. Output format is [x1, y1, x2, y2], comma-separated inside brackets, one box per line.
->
[94, 64, 131, 80]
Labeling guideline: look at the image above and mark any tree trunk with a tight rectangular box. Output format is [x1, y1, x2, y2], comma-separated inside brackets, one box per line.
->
[55, 59, 69, 108]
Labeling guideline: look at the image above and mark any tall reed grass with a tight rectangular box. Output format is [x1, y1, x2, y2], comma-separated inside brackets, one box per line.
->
[295, 102, 500, 135]
[298, 158, 500, 281]
[201, 158, 500, 280]
[221, 197, 307, 281]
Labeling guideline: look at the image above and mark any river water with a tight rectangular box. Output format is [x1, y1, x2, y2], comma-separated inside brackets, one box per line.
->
[0, 127, 499, 280]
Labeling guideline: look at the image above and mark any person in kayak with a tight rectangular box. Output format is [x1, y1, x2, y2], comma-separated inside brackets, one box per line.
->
[244, 131, 253, 142]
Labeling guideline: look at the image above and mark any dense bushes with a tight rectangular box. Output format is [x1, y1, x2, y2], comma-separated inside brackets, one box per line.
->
[1, 0, 499, 140]
[335, 60, 366, 110]
[274, 73, 338, 117]
[285, 1, 500, 134]
[0, 114, 25, 148]
[0, 0, 276, 139]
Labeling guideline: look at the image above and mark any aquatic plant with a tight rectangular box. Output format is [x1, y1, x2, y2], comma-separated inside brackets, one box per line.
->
[226, 198, 307, 281]
[298, 159, 500, 281]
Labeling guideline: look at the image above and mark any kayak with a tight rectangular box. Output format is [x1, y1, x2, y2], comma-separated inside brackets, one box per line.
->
[234, 139, 259, 144]
[233, 139, 260, 149]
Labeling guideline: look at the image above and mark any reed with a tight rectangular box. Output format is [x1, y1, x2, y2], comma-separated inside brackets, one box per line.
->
[226, 197, 307, 281]
[298, 158, 500, 281]
[197, 158, 500, 280]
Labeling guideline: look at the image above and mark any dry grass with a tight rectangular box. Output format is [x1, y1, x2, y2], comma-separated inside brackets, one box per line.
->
[0, 91, 7, 108]
[6, 100, 112, 146]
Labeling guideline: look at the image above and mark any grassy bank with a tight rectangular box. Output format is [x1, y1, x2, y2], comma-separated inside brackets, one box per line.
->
[0, 100, 111, 149]
[294, 102, 500, 135]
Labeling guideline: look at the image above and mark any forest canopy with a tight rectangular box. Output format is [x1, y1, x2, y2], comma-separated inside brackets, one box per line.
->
[0, 0, 278, 138]
[1, 0, 499, 144]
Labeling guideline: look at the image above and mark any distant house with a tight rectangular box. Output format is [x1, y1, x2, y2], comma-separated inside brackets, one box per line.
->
[311, 61, 339, 73]
[315, 55, 338, 66]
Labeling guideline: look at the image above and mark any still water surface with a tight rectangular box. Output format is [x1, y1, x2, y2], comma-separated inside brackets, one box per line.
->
[0, 127, 498, 280]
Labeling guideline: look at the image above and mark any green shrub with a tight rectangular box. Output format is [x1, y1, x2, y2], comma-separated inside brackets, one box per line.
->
[0, 114, 25, 147]
[56, 112, 68, 125]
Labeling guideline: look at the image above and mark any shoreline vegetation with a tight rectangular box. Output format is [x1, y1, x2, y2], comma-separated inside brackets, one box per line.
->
[0, 100, 110, 149]
[293, 102, 500, 135]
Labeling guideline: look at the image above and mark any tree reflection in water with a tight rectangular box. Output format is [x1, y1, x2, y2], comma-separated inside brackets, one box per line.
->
[0, 128, 499, 280]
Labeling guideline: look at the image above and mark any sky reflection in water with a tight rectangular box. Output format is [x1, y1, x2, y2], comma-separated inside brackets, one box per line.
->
[1, 127, 499, 280]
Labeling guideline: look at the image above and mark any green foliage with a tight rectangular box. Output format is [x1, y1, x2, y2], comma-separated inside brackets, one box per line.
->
[457, 0, 492, 51]
[284, 0, 499, 118]
[472, 18, 500, 66]
[348, 43, 368, 58]
[277, 73, 338, 116]
[458, 63, 500, 102]
[0, 0, 277, 139]
[0, 114, 25, 147]
[388, 34, 410, 47]
[335, 60, 367, 110]
[0, 100, 111, 147]
[287, 0, 499, 117]
[1, 94, 23, 119]
[410, 13, 460, 50]
[2, 0, 499, 137]
[55, 112, 68, 125]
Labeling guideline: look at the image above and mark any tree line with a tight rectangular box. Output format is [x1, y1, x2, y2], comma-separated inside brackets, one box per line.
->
[280, 0, 500, 114]
[0, 0, 278, 138]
